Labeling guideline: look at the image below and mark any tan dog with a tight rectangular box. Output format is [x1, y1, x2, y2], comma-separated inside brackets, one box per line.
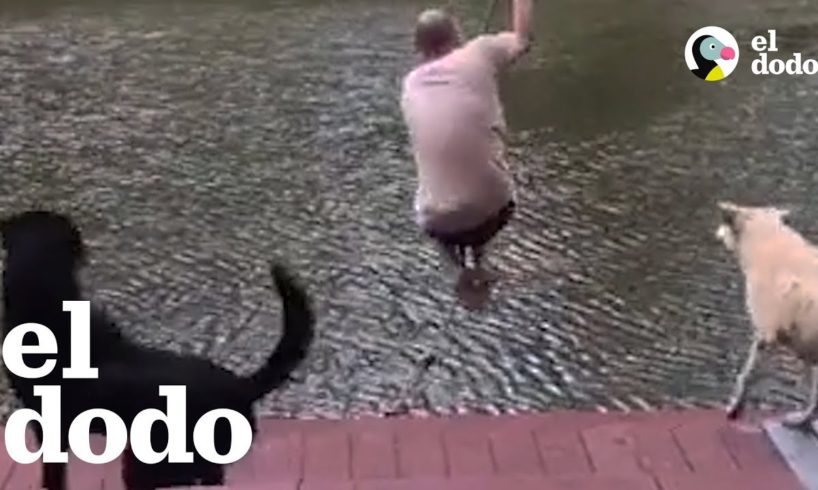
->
[717, 202, 818, 428]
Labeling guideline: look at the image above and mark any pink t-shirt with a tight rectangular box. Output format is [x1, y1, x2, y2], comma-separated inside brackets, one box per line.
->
[401, 33, 522, 234]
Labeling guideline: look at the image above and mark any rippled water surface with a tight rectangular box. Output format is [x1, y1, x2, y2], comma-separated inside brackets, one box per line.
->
[3, 0, 818, 418]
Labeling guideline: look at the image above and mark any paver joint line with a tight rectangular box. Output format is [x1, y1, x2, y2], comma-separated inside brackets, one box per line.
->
[526, 430, 545, 474]
[486, 434, 498, 475]
[716, 427, 742, 469]
[577, 428, 597, 473]
[439, 432, 451, 478]
[668, 424, 695, 472]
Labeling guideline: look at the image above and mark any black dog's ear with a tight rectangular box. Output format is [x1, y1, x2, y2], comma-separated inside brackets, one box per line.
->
[70, 227, 87, 263]
[0, 213, 25, 250]
[0, 217, 10, 249]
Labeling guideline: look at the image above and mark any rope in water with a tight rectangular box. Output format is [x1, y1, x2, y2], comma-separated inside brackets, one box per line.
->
[481, 0, 502, 32]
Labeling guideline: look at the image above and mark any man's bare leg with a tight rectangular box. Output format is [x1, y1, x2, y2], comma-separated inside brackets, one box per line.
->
[726, 337, 763, 420]
[783, 364, 818, 429]
[470, 245, 484, 270]
[435, 241, 465, 276]
[453, 245, 495, 309]
[467, 245, 498, 283]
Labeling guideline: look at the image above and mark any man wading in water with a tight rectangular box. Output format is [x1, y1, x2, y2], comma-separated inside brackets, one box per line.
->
[400, 0, 533, 308]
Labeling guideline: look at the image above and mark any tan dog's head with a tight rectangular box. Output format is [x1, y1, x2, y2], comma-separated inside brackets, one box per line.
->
[715, 201, 791, 251]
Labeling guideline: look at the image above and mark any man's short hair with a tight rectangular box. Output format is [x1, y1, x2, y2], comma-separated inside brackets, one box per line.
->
[414, 8, 459, 57]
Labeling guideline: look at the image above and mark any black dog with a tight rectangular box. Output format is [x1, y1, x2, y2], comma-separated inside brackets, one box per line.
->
[1, 210, 315, 489]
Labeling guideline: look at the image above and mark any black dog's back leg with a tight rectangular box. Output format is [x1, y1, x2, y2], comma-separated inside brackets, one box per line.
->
[29, 422, 66, 490]
[121, 448, 156, 490]
[42, 462, 66, 490]
[198, 463, 225, 485]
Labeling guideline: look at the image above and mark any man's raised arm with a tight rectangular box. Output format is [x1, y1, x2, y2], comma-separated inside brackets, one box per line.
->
[477, 0, 534, 67]
[511, 0, 533, 51]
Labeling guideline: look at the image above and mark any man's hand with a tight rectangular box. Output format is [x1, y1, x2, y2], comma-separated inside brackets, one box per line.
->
[475, 0, 533, 67]
[512, 0, 533, 43]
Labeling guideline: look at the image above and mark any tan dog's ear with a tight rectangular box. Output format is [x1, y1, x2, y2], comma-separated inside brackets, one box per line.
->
[717, 201, 742, 228]
[754, 205, 792, 224]
[717, 201, 741, 213]
[771, 207, 791, 219]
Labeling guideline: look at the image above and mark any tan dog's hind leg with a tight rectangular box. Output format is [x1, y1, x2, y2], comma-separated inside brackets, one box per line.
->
[727, 337, 763, 420]
[783, 364, 818, 430]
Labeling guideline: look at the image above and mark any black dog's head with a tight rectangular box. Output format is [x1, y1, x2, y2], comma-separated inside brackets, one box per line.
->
[0, 210, 87, 267]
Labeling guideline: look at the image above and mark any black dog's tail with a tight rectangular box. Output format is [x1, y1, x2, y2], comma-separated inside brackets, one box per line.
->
[243, 262, 315, 403]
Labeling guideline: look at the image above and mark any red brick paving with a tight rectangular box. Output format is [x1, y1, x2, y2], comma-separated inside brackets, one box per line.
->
[0, 409, 803, 489]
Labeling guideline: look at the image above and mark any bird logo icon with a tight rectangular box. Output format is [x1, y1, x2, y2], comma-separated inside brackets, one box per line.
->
[685, 27, 739, 82]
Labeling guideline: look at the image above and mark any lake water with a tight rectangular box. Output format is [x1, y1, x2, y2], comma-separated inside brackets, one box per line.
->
[2, 0, 818, 418]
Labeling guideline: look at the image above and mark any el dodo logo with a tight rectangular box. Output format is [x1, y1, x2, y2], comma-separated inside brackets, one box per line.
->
[751, 30, 818, 75]
[685, 26, 739, 81]
[2, 301, 252, 466]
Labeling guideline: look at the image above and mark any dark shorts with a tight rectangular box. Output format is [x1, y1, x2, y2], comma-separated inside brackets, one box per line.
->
[424, 200, 516, 249]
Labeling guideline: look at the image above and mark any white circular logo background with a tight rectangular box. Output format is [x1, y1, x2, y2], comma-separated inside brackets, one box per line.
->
[684, 26, 739, 79]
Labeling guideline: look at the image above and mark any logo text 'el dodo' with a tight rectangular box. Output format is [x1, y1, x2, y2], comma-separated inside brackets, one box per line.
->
[2, 302, 253, 465]
[752, 30, 818, 75]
